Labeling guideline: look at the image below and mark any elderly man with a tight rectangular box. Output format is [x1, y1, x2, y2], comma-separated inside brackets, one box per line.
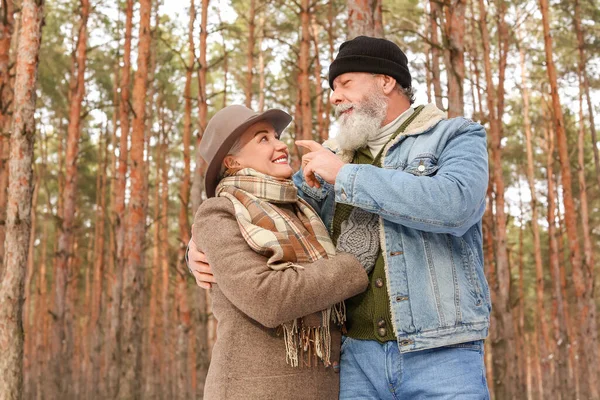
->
[188, 36, 491, 399]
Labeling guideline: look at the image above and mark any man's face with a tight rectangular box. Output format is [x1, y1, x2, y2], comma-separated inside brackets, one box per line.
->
[330, 72, 388, 151]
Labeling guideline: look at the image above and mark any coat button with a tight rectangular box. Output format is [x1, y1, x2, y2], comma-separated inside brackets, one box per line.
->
[378, 327, 387, 337]
[377, 319, 386, 328]
[332, 361, 340, 373]
[418, 164, 426, 172]
[374, 278, 384, 288]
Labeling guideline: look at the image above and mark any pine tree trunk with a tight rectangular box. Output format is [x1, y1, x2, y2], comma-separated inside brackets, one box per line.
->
[537, 1, 598, 397]
[191, 0, 210, 215]
[173, 3, 196, 397]
[298, 0, 312, 144]
[89, 127, 109, 398]
[323, 0, 335, 138]
[311, 17, 325, 141]
[245, 0, 256, 107]
[347, 0, 384, 39]
[53, 0, 89, 395]
[519, 33, 554, 398]
[442, 0, 465, 117]
[544, 107, 578, 399]
[0, 0, 44, 396]
[118, 0, 152, 395]
[573, 0, 600, 191]
[257, 17, 266, 113]
[160, 113, 173, 399]
[0, 0, 15, 275]
[428, 0, 443, 109]
[478, 0, 517, 397]
[107, 2, 133, 390]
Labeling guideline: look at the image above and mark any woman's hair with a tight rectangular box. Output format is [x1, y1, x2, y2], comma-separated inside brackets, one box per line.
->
[218, 136, 245, 179]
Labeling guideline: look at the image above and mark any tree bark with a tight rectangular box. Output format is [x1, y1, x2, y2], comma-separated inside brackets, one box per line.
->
[0, 0, 44, 396]
[89, 125, 109, 398]
[478, 0, 517, 397]
[0, 0, 15, 275]
[311, 16, 325, 141]
[191, 0, 210, 215]
[442, 0, 465, 117]
[107, 3, 133, 389]
[543, 99, 578, 399]
[347, 0, 384, 39]
[518, 32, 554, 398]
[159, 106, 173, 399]
[573, 0, 600, 191]
[53, 0, 89, 395]
[298, 0, 312, 145]
[537, 1, 598, 397]
[257, 15, 266, 113]
[245, 0, 256, 108]
[117, 0, 152, 395]
[428, 0, 443, 110]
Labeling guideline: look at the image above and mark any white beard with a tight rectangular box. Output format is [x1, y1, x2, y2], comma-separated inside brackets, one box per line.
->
[335, 89, 388, 152]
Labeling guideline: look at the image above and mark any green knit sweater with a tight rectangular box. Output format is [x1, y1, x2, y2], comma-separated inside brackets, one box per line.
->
[332, 146, 395, 342]
[331, 106, 425, 342]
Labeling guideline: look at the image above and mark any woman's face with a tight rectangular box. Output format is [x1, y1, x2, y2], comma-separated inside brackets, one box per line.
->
[224, 120, 293, 179]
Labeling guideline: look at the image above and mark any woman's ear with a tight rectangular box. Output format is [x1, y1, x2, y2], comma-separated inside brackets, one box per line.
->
[223, 155, 239, 169]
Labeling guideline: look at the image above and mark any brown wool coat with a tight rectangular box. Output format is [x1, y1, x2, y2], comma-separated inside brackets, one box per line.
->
[193, 197, 369, 400]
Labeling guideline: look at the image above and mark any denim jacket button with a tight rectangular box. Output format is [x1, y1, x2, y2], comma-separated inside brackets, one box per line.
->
[418, 164, 426, 172]
[340, 188, 347, 201]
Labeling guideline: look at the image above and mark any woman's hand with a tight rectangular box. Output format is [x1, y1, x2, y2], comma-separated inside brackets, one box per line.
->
[187, 237, 216, 289]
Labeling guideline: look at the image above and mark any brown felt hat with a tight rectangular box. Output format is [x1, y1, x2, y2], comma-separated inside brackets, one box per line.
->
[200, 105, 292, 198]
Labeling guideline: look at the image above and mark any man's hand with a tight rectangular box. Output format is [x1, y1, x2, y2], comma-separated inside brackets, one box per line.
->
[187, 237, 215, 289]
[296, 140, 345, 188]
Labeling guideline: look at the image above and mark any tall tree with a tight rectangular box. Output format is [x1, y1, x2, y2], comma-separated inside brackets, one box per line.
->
[441, 0, 465, 117]
[478, 0, 517, 397]
[0, 0, 44, 396]
[518, 34, 555, 397]
[53, 0, 90, 395]
[347, 0, 383, 38]
[427, 0, 443, 109]
[0, 0, 15, 274]
[118, 0, 153, 395]
[245, 0, 256, 107]
[538, 0, 599, 397]
[573, 0, 600, 190]
[298, 0, 312, 144]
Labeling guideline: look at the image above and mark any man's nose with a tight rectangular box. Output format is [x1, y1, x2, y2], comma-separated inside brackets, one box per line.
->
[330, 89, 343, 105]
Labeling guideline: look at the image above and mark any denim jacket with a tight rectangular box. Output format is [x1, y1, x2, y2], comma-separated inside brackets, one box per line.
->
[292, 104, 491, 353]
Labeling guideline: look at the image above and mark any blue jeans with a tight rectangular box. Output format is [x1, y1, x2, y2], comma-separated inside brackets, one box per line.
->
[339, 337, 490, 399]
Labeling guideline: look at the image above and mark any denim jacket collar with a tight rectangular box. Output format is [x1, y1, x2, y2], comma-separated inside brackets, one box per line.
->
[324, 103, 447, 164]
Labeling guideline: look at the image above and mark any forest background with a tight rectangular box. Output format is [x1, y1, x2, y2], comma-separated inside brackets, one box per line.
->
[0, 0, 599, 399]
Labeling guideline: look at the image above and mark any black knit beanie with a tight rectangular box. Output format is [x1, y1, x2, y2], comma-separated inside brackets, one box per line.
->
[328, 36, 411, 90]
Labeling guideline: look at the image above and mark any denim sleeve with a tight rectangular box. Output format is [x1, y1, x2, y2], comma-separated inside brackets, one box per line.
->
[333, 121, 488, 237]
[292, 169, 334, 219]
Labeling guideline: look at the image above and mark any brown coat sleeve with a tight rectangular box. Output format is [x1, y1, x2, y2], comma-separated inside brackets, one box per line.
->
[193, 197, 369, 328]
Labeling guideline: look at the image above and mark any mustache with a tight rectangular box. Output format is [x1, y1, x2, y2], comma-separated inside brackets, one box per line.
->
[334, 103, 355, 118]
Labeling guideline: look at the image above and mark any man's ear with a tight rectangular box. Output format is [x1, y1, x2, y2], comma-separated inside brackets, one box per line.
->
[223, 155, 239, 169]
[381, 75, 397, 95]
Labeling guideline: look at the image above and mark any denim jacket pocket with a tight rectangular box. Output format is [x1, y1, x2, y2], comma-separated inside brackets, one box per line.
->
[403, 155, 439, 176]
[460, 239, 484, 306]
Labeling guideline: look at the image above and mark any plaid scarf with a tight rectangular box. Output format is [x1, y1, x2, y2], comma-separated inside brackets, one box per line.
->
[216, 168, 343, 368]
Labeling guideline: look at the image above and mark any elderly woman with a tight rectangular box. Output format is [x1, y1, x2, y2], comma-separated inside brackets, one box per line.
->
[193, 105, 368, 399]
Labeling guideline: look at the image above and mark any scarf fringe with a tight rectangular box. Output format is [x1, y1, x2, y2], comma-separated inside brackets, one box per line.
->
[282, 303, 346, 368]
